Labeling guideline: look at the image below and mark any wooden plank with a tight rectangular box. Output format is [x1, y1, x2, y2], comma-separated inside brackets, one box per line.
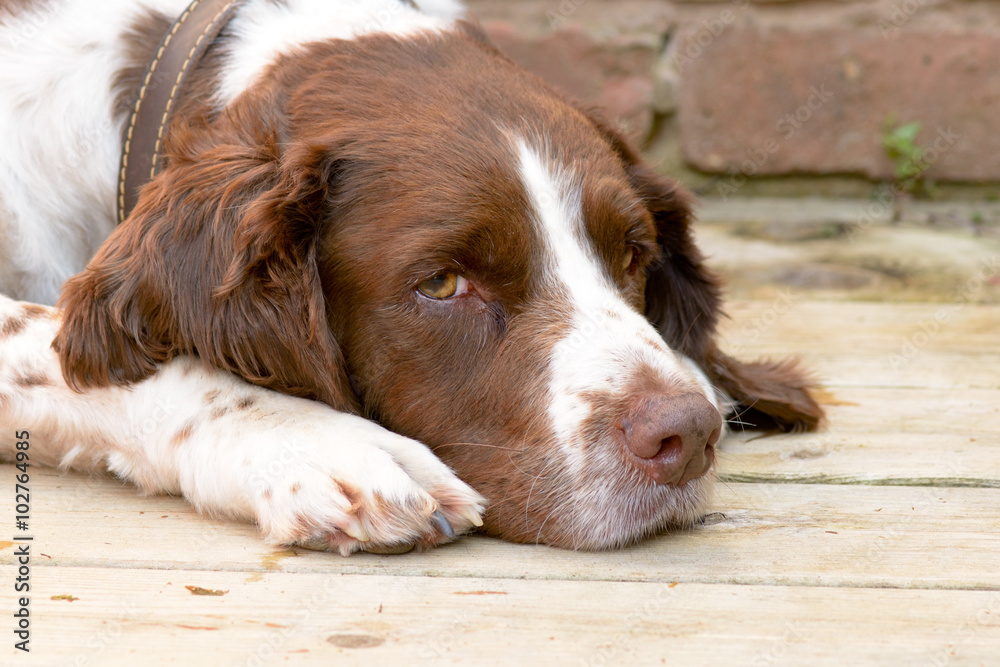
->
[721, 302, 1000, 388]
[695, 217, 1000, 306]
[775, 353, 1000, 390]
[721, 385, 1000, 486]
[5, 567, 999, 666]
[720, 432, 1000, 487]
[722, 302, 1000, 352]
[5, 467, 1000, 590]
[803, 387, 1000, 436]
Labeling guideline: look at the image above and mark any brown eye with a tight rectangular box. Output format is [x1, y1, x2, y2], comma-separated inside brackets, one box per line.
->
[621, 246, 638, 273]
[417, 273, 469, 300]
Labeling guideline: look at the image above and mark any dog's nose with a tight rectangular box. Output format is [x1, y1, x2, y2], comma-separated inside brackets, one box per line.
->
[622, 393, 722, 485]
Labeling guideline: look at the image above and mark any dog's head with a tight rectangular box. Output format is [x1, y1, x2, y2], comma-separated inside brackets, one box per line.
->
[58, 22, 822, 549]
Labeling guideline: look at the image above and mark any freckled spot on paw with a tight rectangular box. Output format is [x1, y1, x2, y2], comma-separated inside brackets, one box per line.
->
[16, 373, 51, 388]
[211, 406, 229, 420]
[236, 396, 256, 410]
[370, 491, 392, 516]
[171, 423, 194, 447]
[204, 389, 221, 404]
[292, 515, 319, 542]
[261, 488, 272, 500]
[290, 483, 300, 495]
[333, 479, 363, 510]
[326, 634, 384, 649]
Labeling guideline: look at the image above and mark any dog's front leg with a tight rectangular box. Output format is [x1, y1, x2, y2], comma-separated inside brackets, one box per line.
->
[0, 296, 484, 554]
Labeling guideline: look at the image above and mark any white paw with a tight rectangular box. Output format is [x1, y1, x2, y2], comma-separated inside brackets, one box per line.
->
[248, 415, 485, 555]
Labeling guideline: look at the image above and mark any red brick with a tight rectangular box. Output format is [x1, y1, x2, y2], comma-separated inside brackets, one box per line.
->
[481, 20, 659, 142]
[678, 26, 1000, 181]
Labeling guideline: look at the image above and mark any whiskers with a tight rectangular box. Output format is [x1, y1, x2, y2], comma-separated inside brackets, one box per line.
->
[722, 394, 760, 435]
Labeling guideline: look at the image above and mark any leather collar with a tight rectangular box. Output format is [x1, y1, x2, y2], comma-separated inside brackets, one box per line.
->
[117, 0, 245, 224]
[117, 0, 425, 224]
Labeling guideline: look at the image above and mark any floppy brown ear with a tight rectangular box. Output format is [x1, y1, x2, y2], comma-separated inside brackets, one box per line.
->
[705, 345, 824, 432]
[56, 103, 358, 413]
[584, 111, 823, 432]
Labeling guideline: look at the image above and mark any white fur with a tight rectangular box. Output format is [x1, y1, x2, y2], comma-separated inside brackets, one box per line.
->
[0, 294, 484, 554]
[515, 141, 721, 455]
[515, 140, 723, 547]
[0, 0, 463, 305]
[514, 140, 721, 547]
[0, 0, 188, 303]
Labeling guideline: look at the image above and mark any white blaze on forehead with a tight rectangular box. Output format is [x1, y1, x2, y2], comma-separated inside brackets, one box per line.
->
[217, 0, 463, 107]
[515, 140, 714, 456]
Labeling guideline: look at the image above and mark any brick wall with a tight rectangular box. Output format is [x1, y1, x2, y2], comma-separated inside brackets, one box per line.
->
[464, 0, 1000, 196]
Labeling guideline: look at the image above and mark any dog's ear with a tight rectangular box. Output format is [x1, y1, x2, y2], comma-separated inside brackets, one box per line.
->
[586, 112, 823, 432]
[56, 101, 358, 412]
[629, 159, 722, 363]
[703, 345, 824, 432]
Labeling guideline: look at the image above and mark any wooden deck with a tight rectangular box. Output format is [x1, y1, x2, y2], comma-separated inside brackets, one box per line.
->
[3, 207, 1000, 664]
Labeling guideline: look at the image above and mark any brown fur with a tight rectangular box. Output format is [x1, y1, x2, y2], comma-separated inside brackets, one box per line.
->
[0, 0, 46, 19]
[1, 315, 25, 338]
[15, 372, 51, 388]
[171, 422, 195, 447]
[1, 305, 48, 338]
[22, 304, 49, 318]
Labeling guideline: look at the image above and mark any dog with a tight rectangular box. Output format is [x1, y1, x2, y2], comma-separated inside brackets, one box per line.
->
[0, 0, 822, 554]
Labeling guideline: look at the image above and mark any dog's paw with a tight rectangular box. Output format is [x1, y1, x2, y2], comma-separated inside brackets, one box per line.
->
[249, 418, 485, 556]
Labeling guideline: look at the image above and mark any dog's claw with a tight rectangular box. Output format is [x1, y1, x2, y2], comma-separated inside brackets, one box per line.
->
[431, 509, 455, 538]
[343, 517, 370, 542]
[461, 507, 484, 528]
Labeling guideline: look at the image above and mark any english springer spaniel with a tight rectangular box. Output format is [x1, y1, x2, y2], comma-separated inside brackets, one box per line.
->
[0, 0, 822, 554]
